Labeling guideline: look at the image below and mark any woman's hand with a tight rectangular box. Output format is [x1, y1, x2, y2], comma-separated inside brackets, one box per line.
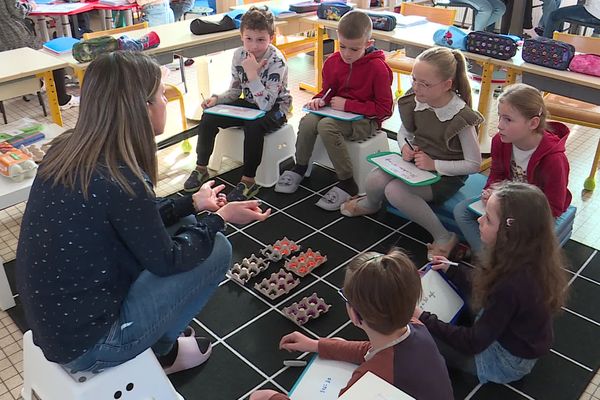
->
[215, 200, 271, 225]
[192, 180, 226, 212]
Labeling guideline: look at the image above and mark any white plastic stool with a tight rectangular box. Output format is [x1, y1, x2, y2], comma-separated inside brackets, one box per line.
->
[208, 123, 296, 187]
[21, 330, 184, 400]
[306, 130, 390, 194]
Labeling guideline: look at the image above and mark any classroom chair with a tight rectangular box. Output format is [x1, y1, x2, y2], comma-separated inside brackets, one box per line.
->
[545, 32, 600, 191]
[208, 124, 297, 187]
[386, 173, 577, 246]
[386, 4, 457, 98]
[305, 130, 390, 194]
[21, 330, 184, 400]
[0, 93, 47, 125]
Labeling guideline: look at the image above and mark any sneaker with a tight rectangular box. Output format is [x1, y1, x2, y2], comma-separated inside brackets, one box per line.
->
[183, 169, 209, 192]
[315, 186, 352, 211]
[59, 95, 80, 111]
[226, 182, 261, 202]
[163, 336, 212, 375]
[275, 170, 303, 194]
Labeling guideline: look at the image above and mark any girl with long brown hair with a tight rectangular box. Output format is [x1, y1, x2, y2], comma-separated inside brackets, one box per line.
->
[415, 181, 568, 384]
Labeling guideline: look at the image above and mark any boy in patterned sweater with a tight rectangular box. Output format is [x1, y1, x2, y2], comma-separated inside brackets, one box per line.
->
[184, 6, 292, 200]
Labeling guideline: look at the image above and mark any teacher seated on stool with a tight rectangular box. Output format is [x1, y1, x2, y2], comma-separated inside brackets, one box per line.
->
[16, 51, 271, 375]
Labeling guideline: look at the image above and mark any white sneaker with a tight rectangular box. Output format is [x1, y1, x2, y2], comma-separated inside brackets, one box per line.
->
[60, 95, 80, 111]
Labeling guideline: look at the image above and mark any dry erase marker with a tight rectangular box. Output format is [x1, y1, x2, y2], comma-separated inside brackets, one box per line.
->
[322, 87, 332, 101]
[404, 137, 415, 152]
[438, 260, 459, 266]
[284, 360, 307, 367]
[200, 92, 206, 102]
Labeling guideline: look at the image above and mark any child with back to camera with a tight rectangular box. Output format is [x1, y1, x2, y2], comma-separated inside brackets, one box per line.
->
[341, 47, 483, 260]
[249, 249, 454, 400]
[454, 83, 571, 256]
[417, 182, 569, 384]
[275, 10, 393, 211]
[184, 6, 292, 201]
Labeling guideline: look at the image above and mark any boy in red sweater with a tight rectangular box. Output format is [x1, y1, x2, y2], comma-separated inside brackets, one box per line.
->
[275, 10, 393, 211]
[249, 250, 453, 400]
[454, 83, 571, 254]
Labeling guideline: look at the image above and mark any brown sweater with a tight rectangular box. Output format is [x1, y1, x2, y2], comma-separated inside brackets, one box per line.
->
[269, 324, 453, 400]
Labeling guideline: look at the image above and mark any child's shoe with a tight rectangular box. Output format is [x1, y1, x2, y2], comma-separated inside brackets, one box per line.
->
[316, 186, 351, 211]
[59, 95, 80, 111]
[162, 336, 212, 375]
[226, 182, 261, 202]
[340, 196, 379, 217]
[275, 170, 303, 194]
[426, 233, 459, 261]
[184, 169, 209, 192]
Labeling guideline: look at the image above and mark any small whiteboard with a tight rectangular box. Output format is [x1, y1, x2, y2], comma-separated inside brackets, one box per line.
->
[290, 356, 356, 400]
[368, 152, 440, 186]
[338, 372, 415, 400]
[203, 104, 265, 120]
[468, 198, 485, 216]
[420, 268, 464, 324]
[303, 106, 363, 121]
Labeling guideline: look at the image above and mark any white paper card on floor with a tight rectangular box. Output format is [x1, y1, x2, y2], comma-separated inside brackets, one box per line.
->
[338, 371, 415, 400]
[289, 356, 356, 400]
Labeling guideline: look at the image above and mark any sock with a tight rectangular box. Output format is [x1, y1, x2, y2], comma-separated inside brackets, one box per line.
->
[157, 341, 179, 367]
[337, 177, 358, 196]
[292, 164, 308, 176]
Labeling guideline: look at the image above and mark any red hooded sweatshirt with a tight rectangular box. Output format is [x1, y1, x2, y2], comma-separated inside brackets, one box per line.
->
[314, 47, 393, 127]
[485, 121, 572, 217]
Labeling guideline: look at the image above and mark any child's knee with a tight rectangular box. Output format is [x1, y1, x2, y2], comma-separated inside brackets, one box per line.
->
[316, 117, 341, 135]
[366, 168, 391, 190]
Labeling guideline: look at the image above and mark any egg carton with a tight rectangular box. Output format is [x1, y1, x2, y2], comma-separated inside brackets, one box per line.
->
[260, 237, 301, 262]
[19, 144, 46, 163]
[281, 293, 331, 326]
[254, 268, 300, 300]
[226, 254, 270, 285]
[284, 249, 327, 277]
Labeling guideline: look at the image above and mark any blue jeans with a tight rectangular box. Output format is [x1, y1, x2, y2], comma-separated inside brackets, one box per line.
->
[538, 0, 561, 28]
[460, 0, 507, 31]
[544, 4, 600, 37]
[475, 341, 537, 383]
[454, 197, 483, 254]
[142, 2, 175, 27]
[64, 233, 232, 373]
[170, 0, 194, 21]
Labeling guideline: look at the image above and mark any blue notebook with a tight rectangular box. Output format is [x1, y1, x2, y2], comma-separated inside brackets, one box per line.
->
[43, 37, 80, 54]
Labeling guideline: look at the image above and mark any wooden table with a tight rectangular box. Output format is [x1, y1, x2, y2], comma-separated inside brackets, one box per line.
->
[49, 15, 287, 84]
[0, 123, 64, 310]
[0, 48, 68, 126]
[299, 15, 497, 143]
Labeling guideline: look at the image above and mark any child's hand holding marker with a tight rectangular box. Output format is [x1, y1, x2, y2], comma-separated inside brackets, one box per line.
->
[429, 256, 458, 273]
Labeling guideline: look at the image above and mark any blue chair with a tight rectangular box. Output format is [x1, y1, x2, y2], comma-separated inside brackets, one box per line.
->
[386, 173, 576, 246]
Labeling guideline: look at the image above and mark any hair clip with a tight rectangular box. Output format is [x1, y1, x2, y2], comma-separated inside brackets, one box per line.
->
[506, 218, 515, 227]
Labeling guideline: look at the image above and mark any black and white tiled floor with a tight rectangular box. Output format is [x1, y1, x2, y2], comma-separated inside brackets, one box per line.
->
[6, 164, 599, 400]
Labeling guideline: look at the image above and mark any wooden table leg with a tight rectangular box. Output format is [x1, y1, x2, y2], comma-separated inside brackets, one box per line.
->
[299, 25, 323, 94]
[477, 61, 494, 144]
[41, 71, 63, 127]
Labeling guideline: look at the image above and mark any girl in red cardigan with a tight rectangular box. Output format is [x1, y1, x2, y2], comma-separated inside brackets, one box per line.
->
[454, 83, 571, 255]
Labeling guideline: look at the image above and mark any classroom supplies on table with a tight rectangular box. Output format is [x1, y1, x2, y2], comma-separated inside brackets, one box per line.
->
[317, 2, 352, 21]
[73, 36, 119, 63]
[468, 198, 485, 216]
[0, 143, 38, 182]
[367, 152, 441, 186]
[522, 37, 575, 70]
[204, 104, 266, 120]
[466, 31, 519, 60]
[366, 12, 396, 31]
[419, 266, 465, 324]
[338, 371, 415, 400]
[43, 37, 80, 54]
[569, 54, 600, 77]
[433, 26, 467, 50]
[289, 355, 356, 400]
[303, 106, 363, 121]
[190, 15, 237, 35]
